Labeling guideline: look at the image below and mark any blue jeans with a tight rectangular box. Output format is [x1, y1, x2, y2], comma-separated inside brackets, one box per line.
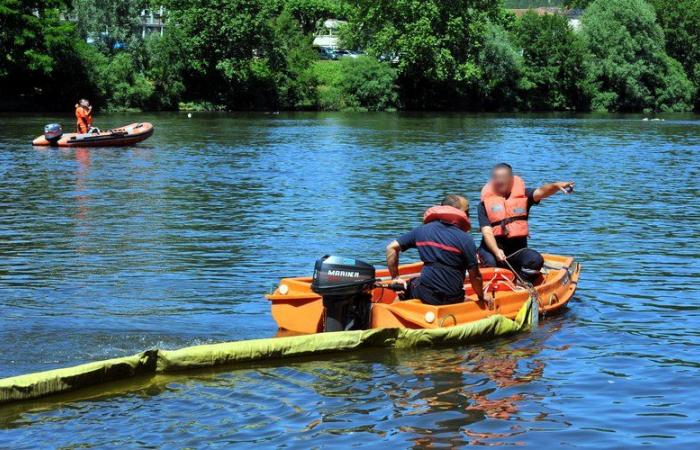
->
[404, 277, 465, 306]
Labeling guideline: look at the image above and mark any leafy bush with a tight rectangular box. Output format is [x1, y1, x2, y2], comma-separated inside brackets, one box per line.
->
[312, 61, 346, 110]
[312, 58, 397, 111]
[338, 56, 397, 111]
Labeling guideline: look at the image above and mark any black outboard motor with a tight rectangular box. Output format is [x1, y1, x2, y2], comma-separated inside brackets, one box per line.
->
[311, 255, 376, 332]
[44, 123, 63, 144]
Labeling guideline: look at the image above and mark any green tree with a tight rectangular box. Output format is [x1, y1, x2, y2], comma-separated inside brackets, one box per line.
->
[165, 0, 324, 110]
[344, 0, 507, 109]
[477, 23, 523, 110]
[70, 0, 148, 53]
[515, 11, 591, 110]
[282, 0, 350, 34]
[270, 7, 320, 109]
[142, 30, 186, 109]
[0, 0, 91, 109]
[648, 0, 700, 109]
[581, 0, 692, 112]
[165, 0, 285, 109]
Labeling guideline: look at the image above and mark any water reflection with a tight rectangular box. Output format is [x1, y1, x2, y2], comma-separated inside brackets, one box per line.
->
[72, 148, 91, 250]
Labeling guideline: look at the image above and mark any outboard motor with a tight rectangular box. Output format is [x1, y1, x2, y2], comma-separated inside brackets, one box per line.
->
[44, 123, 63, 144]
[311, 255, 376, 332]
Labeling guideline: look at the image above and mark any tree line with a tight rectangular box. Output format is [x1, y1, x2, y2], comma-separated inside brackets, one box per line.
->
[1, 0, 698, 112]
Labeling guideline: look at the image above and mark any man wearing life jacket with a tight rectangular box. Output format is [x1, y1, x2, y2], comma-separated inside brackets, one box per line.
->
[75, 99, 93, 134]
[478, 163, 574, 282]
[386, 195, 493, 307]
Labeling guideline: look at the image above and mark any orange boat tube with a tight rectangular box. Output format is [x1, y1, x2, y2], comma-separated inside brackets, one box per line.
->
[266, 254, 581, 334]
[32, 122, 154, 147]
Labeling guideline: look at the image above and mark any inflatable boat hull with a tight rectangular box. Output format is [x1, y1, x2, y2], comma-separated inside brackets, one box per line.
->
[32, 122, 154, 147]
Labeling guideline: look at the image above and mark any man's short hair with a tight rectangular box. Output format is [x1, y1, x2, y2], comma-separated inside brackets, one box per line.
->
[493, 162, 513, 173]
[441, 194, 466, 209]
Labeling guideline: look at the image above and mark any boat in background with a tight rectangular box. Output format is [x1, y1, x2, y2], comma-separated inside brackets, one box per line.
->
[266, 254, 581, 334]
[32, 122, 154, 147]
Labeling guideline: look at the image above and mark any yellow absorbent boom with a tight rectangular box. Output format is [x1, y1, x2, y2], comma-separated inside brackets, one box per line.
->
[0, 299, 535, 405]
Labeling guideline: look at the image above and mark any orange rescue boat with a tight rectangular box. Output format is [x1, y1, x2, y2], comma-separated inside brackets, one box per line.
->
[32, 122, 154, 147]
[266, 254, 580, 334]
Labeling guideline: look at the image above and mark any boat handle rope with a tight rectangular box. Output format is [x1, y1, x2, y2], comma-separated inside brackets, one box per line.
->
[502, 252, 544, 314]
[438, 314, 457, 327]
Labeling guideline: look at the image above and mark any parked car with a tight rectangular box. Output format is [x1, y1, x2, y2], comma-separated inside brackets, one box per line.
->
[316, 47, 338, 60]
[378, 52, 400, 64]
[335, 50, 364, 59]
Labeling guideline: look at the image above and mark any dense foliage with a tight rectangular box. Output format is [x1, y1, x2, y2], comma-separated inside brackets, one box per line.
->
[581, 0, 692, 112]
[313, 57, 397, 110]
[343, 0, 506, 109]
[648, 0, 700, 109]
[0, 0, 698, 112]
[514, 12, 591, 110]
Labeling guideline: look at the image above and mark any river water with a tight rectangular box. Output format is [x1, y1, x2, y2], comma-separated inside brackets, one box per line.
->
[1, 112, 699, 448]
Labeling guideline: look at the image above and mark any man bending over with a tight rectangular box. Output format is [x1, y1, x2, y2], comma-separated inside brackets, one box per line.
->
[386, 195, 493, 307]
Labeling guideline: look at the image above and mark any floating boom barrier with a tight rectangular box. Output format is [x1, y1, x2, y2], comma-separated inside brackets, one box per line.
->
[0, 299, 536, 405]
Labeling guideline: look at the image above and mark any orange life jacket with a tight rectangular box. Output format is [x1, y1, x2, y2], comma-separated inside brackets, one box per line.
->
[480, 175, 529, 238]
[75, 106, 92, 133]
[423, 205, 471, 232]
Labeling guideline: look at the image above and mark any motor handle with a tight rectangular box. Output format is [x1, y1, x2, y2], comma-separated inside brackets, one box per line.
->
[379, 282, 407, 292]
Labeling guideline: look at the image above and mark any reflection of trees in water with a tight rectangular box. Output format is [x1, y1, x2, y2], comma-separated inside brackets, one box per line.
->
[236, 336, 559, 447]
[387, 345, 546, 447]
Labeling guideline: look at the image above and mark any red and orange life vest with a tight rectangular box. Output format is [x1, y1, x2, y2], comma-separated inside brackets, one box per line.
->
[480, 175, 529, 238]
[423, 205, 471, 232]
[75, 106, 92, 134]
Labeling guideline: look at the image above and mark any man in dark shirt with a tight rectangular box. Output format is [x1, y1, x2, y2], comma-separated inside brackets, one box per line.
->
[478, 163, 574, 282]
[385, 195, 493, 307]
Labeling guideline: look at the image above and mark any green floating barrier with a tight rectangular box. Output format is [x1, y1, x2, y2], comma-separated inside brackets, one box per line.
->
[0, 299, 534, 405]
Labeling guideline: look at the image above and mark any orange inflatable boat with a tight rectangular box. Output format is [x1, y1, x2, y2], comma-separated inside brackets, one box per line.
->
[32, 122, 154, 147]
[266, 254, 580, 334]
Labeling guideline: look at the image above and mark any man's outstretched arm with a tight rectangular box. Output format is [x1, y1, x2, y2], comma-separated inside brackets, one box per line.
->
[533, 181, 575, 202]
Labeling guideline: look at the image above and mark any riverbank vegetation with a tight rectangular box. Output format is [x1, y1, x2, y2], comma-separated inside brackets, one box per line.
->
[1, 0, 698, 112]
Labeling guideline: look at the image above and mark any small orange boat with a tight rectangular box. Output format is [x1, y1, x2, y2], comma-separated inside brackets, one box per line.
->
[266, 254, 580, 334]
[32, 122, 154, 147]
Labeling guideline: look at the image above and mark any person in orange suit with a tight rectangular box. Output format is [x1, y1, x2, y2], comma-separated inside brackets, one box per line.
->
[75, 99, 93, 134]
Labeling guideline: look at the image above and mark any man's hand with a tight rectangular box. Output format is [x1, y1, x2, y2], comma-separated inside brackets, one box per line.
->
[555, 181, 575, 194]
[495, 248, 507, 262]
[478, 292, 495, 310]
[533, 180, 575, 202]
[390, 278, 407, 292]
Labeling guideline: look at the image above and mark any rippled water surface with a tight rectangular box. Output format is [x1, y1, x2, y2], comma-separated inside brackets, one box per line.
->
[1, 112, 699, 448]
